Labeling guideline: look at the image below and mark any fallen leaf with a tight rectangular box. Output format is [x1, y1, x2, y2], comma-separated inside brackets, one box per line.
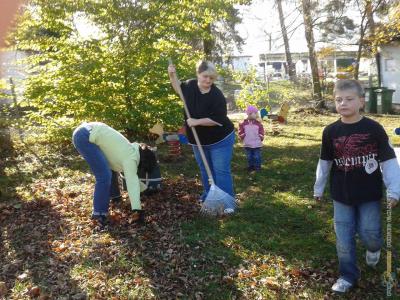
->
[71, 292, 87, 300]
[290, 269, 302, 277]
[260, 277, 280, 290]
[39, 294, 50, 300]
[222, 275, 234, 284]
[17, 272, 29, 280]
[28, 286, 41, 298]
[0, 282, 7, 297]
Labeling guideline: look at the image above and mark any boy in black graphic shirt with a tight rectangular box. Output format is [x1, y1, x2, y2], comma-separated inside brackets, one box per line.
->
[313, 80, 400, 293]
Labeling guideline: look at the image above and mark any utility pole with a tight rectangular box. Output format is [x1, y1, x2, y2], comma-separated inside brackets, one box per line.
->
[266, 32, 272, 86]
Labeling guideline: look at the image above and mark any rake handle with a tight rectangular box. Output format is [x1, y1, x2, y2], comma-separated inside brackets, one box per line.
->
[168, 58, 215, 186]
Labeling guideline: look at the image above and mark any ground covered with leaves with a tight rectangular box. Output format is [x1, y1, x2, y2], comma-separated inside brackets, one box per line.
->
[1, 113, 400, 299]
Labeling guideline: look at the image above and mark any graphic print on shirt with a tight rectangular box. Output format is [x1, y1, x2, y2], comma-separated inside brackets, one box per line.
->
[333, 133, 378, 172]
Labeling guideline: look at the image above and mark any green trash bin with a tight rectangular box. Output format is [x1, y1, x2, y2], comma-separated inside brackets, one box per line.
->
[364, 87, 387, 113]
[375, 88, 395, 114]
[364, 87, 376, 113]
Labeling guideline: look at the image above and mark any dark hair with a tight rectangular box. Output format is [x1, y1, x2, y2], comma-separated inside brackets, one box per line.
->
[138, 144, 157, 174]
[196, 60, 217, 77]
[334, 79, 364, 97]
[197, 61, 209, 73]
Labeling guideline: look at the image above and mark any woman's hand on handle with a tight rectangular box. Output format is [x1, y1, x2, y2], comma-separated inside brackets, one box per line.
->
[168, 64, 176, 75]
[167, 63, 181, 95]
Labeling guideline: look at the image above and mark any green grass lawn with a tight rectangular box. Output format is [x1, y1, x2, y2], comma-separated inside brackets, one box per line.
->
[1, 112, 400, 299]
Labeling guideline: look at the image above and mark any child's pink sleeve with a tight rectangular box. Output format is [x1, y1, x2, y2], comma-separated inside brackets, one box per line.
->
[258, 121, 265, 141]
[238, 121, 246, 140]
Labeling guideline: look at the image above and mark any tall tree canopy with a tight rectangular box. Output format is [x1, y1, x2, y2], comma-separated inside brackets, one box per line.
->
[10, 0, 249, 140]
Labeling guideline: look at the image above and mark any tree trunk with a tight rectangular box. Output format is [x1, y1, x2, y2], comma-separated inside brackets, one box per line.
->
[365, 0, 381, 86]
[354, 40, 362, 80]
[276, 0, 296, 81]
[354, 1, 375, 81]
[301, 0, 323, 108]
[203, 23, 214, 61]
[354, 15, 366, 80]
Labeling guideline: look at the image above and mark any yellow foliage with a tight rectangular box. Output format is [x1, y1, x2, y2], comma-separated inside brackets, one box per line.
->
[369, 2, 400, 50]
[317, 47, 336, 59]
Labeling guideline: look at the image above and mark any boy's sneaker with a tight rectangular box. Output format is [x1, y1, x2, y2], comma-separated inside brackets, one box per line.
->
[331, 278, 353, 293]
[366, 249, 381, 267]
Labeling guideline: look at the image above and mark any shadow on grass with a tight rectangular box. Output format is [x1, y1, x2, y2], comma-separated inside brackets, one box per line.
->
[1, 134, 245, 299]
[270, 131, 322, 143]
[158, 142, 332, 261]
[0, 129, 86, 298]
[151, 142, 335, 297]
[73, 179, 245, 299]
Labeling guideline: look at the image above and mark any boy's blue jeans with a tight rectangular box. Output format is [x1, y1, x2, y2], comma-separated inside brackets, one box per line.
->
[192, 132, 235, 201]
[244, 147, 262, 169]
[72, 124, 121, 215]
[333, 200, 383, 284]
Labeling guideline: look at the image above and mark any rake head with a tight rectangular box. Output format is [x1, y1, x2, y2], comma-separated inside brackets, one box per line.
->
[200, 184, 236, 216]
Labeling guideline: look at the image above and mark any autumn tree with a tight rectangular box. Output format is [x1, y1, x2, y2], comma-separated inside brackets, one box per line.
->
[276, 0, 296, 82]
[9, 0, 249, 141]
[300, 0, 323, 107]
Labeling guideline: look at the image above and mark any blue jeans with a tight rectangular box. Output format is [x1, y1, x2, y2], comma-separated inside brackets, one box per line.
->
[333, 200, 383, 284]
[244, 147, 262, 169]
[192, 131, 235, 200]
[72, 124, 121, 215]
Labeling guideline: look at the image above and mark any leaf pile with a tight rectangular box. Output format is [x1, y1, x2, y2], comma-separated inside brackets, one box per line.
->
[1, 173, 219, 299]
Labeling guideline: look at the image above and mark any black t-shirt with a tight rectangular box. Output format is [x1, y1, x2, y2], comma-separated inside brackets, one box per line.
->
[180, 79, 234, 145]
[320, 117, 396, 205]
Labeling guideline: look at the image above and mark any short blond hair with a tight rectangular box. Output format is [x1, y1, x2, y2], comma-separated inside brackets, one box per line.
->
[334, 79, 364, 97]
[196, 60, 217, 79]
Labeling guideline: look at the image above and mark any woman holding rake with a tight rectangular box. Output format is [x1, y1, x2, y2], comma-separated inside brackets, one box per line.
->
[168, 60, 236, 214]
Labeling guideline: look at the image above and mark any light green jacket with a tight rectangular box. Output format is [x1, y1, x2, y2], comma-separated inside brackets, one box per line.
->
[88, 122, 146, 210]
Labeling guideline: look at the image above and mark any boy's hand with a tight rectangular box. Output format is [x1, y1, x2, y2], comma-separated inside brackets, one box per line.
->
[387, 197, 398, 208]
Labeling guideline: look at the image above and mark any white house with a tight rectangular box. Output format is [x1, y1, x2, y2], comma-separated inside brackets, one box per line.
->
[258, 50, 373, 80]
[225, 55, 253, 72]
[379, 40, 400, 105]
